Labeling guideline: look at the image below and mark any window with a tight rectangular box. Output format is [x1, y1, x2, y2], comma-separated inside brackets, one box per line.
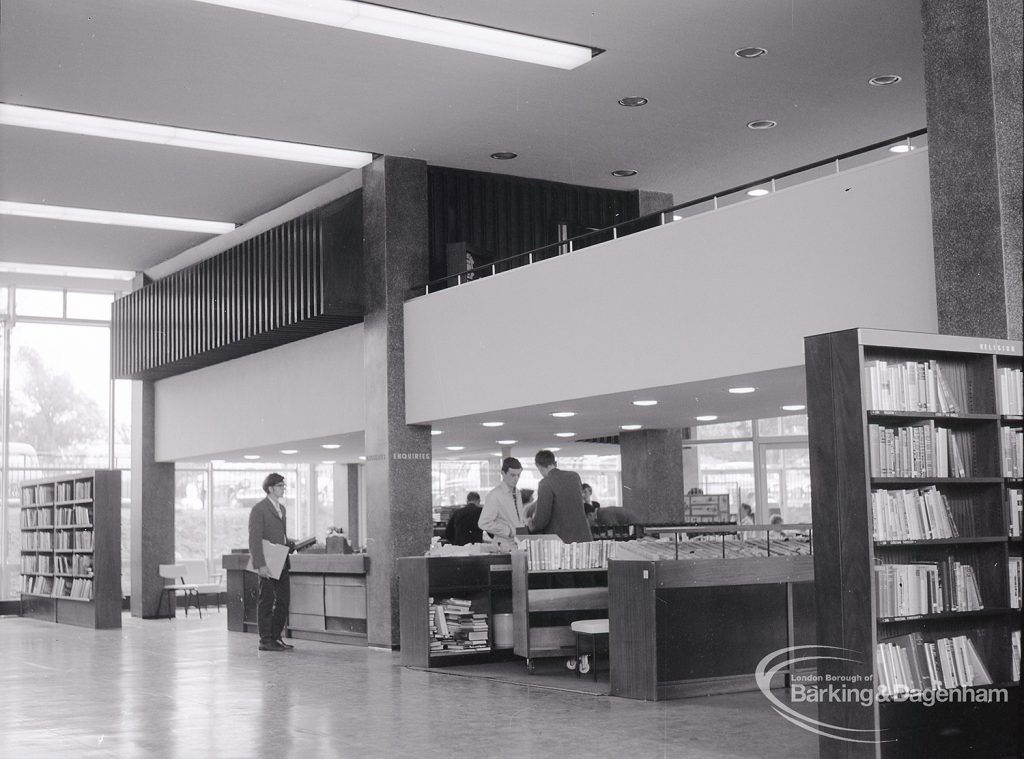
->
[66, 291, 115, 321]
[14, 288, 63, 318]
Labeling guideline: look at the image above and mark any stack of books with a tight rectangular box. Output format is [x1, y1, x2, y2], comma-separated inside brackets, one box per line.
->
[428, 597, 489, 654]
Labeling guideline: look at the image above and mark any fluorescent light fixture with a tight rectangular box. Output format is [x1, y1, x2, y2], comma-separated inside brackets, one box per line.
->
[497, 439, 517, 445]
[781, 404, 806, 412]
[445, 445, 465, 451]
[244, 454, 260, 460]
[280, 449, 298, 454]
[322, 460, 336, 464]
[550, 411, 576, 418]
[0, 200, 235, 235]
[888, 144, 913, 153]
[694, 415, 718, 422]
[747, 188, 770, 197]
[548, 447, 561, 452]
[321, 443, 341, 449]
[620, 424, 642, 431]
[0, 261, 136, 281]
[0, 103, 373, 168]
[632, 399, 658, 407]
[492, 452, 502, 457]
[431, 430, 444, 436]
[554, 432, 576, 438]
[728, 386, 757, 394]
[358, 455, 367, 461]
[192, 1, 593, 70]
[481, 421, 505, 427]
[672, 215, 683, 221]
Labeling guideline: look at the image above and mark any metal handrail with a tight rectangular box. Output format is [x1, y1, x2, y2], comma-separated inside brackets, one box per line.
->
[410, 128, 927, 296]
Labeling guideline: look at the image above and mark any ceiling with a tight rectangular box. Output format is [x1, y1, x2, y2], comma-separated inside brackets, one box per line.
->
[0, 0, 927, 462]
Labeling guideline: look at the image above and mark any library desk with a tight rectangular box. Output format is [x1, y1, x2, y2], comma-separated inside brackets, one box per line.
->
[223, 552, 368, 645]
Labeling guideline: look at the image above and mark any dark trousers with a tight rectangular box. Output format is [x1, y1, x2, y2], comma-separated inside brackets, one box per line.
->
[257, 566, 290, 643]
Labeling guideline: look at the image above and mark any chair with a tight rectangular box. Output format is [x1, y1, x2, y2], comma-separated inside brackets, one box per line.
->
[157, 564, 202, 619]
[570, 618, 609, 681]
[181, 559, 226, 611]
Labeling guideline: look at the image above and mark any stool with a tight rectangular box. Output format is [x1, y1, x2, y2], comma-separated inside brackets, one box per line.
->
[570, 618, 609, 681]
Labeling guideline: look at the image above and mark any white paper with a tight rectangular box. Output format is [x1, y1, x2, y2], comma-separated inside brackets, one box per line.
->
[245, 539, 289, 579]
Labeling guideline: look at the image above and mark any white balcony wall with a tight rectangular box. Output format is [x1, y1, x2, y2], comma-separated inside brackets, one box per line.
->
[154, 324, 364, 461]
[404, 150, 937, 423]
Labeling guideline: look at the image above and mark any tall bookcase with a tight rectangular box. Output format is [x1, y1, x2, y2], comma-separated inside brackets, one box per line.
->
[19, 470, 122, 629]
[806, 329, 1020, 759]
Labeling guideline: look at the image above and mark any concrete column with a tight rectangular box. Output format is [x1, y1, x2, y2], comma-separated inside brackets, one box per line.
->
[921, 0, 1022, 339]
[129, 378, 174, 618]
[362, 155, 433, 648]
[619, 428, 687, 523]
[636, 190, 675, 217]
[346, 463, 361, 547]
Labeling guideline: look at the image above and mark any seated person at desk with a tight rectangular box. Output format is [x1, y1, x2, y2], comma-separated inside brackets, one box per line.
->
[769, 514, 788, 539]
[444, 492, 484, 546]
[582, 483, 601, 515]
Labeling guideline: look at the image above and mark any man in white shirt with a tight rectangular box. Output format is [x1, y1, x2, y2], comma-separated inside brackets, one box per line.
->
[479, 457, 525, 544]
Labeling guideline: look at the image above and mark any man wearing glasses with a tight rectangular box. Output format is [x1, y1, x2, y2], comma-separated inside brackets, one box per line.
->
[248, 472, 296, 652]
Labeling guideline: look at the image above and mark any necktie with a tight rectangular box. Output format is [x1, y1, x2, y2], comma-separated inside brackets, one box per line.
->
[512, 488, 520, 521]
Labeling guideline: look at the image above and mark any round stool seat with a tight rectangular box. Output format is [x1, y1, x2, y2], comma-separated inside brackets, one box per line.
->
[571, 618, 609, 635]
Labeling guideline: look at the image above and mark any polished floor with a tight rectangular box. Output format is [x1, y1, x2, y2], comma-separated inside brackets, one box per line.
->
[0, 612, 818, 759]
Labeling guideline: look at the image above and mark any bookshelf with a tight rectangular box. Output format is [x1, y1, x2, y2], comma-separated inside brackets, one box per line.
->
[511, 547, 608, 672]
[806, 329, 1020, 759]
[19, 470, 122, 629]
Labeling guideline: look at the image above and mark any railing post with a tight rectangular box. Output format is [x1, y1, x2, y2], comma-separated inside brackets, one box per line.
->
[713, 196, 719, 210]
[424, 284, 430, 295]
[457, 274, 462, 286]
[491, 265, 496, 277]
[569, 240, 574, 253]
[528, 252, 533, 265]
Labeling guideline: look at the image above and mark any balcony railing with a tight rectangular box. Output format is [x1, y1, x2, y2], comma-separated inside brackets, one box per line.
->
[411, 128, 928, 297]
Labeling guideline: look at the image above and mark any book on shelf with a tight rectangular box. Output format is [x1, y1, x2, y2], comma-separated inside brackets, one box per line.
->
[1000, 427, 1023, 478]
[1012, 630, 1020, 682]
[996, 367, 1024, 416]
[1010, 557, 1021, 610]
[1010, 489, 1022, 537]
[876, 632, 992, 694]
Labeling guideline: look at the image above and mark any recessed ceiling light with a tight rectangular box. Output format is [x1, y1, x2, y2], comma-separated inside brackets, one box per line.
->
[550, 411, 576, 418]
[244, 454, 260, 460]
[280, 449, 298, 454]
[0, 200, 235, 235]
[481, 421, 505, 427]
[869, 75, 902, 86]
[781, 404, 806, 412]
[617, 96, 649, 107]
[632, 399, 658, 406]
[694, 415, 718, 422]
[888, 144, 913, 153]
[728, 387, 757, 394]
[190, 0, 594, 69]
[554, 432, 576, 438]
[746, 188, 770, 197]
[620, 424, 643, 431]
[734, 47, 768, 59]
[490, 152, 518, 160]
[321, 460, 336, 464]
[549, 447, 561, 452]
[358, 455, 367, 461]
[446, 446, 465, 451]
[497, 439, 518, 445]
[611, 169, 638, 177]
[431, 430, 444, 436]
[321, 443, 341, 449]
[672, 215, 683, 221]
[0, 103, 373, 168]
[747, 120, 777, 130]
[492, 452, 502, 457]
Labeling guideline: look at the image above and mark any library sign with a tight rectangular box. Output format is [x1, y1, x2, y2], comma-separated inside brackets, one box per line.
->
[755, 645, 1010, 746]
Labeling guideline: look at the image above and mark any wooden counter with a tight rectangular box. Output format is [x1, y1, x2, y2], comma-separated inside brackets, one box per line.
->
[223, 552, 368, 645]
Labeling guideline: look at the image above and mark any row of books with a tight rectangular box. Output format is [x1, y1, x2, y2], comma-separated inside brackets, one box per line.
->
[863, 359, 962, 414]
[21, 555, 53, 574]
[869, 422, 971, 478]
[21, 484, 55, 506]
[1013, 630, 1021, 682]
[55, 480, 92, 502]
[519, 537, 613, 570]
[51, 577, 93, 599]
[20, 509, 53, 527]
[22, 575, 54, 595]
[55, 505, 92, 526]
[1001, 427, 1023, 478]
[996, 367, 1023, 416]
[1010, 489, 1022, 537]
[54, 531, 93, 550]
[22, 531, 53, 550]
[874, 560, 983, 618]
[428, 597, 489, 654]
[1011, 557, 1021, 610]
[876, 632, 992, 693]
[56, 554, 93, 575]
[872, 486, 958, 542]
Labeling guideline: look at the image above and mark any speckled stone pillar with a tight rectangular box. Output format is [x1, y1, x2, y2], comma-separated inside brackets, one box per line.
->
[129, 378, 175, 619]
[345, 463, 361, 547]
[921, 0, 1022, 339]
[635, 190, 675, 216]
[362, 155, 432, 648]
[619, 428, 687, 522]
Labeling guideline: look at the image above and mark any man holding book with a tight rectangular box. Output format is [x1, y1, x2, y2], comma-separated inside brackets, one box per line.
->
[248, 472, 296, 652]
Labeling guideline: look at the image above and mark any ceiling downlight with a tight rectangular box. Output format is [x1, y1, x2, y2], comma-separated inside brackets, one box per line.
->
[734, 47, 767, 59]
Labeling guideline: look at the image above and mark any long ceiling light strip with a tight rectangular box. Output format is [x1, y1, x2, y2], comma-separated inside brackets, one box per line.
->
[0, 103, 373, 168]
[191, 0, 593, 70]
[0, 201, 236, 234]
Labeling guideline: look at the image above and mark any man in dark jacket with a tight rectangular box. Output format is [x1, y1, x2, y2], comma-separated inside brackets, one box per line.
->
[248, 472, 295, 652]
[444, 492, 484, 545]
[528, 450, 593, 543]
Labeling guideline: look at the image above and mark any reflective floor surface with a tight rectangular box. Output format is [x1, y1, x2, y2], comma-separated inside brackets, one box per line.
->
[0, 613, 818, 758]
